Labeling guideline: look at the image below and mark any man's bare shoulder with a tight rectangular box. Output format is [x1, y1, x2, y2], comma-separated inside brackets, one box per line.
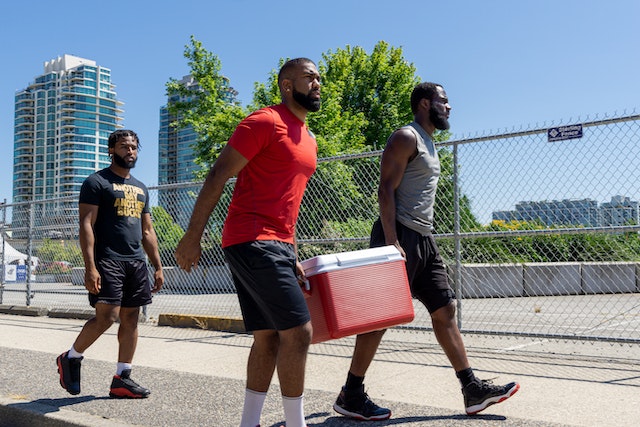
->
[386, 126, 417, 152]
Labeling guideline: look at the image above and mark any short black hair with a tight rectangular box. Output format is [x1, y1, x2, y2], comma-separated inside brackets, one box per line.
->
[108, 129, 140, 149]
[410, 82, 443, 115]
[277, 57, 316, 86]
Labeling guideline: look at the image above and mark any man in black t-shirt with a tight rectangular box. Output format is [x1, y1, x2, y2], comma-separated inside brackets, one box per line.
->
[56, 130, 164, 398]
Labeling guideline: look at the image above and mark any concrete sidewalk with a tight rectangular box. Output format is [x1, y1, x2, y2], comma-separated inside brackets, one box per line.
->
[0, 312, 638, 427]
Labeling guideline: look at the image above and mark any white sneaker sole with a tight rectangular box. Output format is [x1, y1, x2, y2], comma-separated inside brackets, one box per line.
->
[333, 402, 392, 421]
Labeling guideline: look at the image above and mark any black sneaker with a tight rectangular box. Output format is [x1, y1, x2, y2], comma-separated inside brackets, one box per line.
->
[463, 379, 519, 415]
[109, 369, 150, 398]
[333, 385, 391, 421]
[56, 351, 82, 395]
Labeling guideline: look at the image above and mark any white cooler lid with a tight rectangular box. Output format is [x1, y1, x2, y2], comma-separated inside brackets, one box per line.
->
[300, 245, 404, 277]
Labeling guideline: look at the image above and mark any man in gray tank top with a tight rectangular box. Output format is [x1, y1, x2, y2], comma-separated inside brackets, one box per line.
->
[333, 83, 519, 421]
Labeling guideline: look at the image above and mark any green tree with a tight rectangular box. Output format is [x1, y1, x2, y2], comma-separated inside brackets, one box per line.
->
[151, 206, 184, 263]
[250, 41, 419, 154]
[170, 38, 482, 245]
[434, 148, 482, 234]
[35, 239, 82, 270]
[315, 41, 419, 151]
[165, 36, 247, 175]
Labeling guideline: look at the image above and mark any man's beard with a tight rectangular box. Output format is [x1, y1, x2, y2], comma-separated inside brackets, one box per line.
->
[430, 105, 450, 130]
[112, 152, 137, 169]
[292, 87, 321, 112]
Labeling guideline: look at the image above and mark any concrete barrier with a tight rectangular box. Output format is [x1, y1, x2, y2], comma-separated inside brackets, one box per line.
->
[524, 262, 582, 296]
[581, 262, 638, 294]
[161, 266, 235, 294]
[73, 262, 639, 299]
[460, 263, 524, 298]
[71, 267, 83, 286]
[72, 266, 236, 294]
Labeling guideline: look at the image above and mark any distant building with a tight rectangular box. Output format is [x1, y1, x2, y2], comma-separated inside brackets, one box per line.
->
[158, 75, 237, 229]
[517, 199, 599, 227]
[492, 196, 639, 227]
[492, 210, 518, 222]
[12, 55, 122, 239]
[600, 195, 639, 226]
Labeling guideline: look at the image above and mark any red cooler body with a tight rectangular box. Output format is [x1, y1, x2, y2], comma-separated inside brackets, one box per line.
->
[300, 246, 414, 343]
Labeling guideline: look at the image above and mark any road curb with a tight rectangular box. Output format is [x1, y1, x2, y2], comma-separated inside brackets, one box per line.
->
[48, 308, 95, 320]
[0, 396, 135, 427]
[157, 313, 246, 333]
[0, 304, 48, 317]
[0, 305, 246, 334]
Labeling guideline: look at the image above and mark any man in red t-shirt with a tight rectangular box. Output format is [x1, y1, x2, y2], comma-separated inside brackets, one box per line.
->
[176, 58, 320, 427]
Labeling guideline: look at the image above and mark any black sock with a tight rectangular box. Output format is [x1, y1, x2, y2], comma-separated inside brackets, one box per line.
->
[345, 371, 364, 390]
[456, 368, 477, 387]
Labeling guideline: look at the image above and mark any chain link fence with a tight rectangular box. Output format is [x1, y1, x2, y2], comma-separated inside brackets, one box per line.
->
[1, 111, 639, 344]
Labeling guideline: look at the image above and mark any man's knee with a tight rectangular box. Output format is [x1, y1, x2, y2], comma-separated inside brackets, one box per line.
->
[95, 304, 120, 325]
[279, 321, 312, 350]
[431, 300, 456, 323]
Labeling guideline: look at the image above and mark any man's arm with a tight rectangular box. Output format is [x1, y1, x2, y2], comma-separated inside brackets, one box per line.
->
[378, 128, 417, 258]
[78, 203, 100, 294]
[141, 212, 164, 293]
[175, 144, 249, 272]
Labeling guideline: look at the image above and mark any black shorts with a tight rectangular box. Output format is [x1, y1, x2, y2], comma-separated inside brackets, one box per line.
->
[370, 219, 455, 313]
[89, 259, 152, 308]
[223, 240, 310, 332]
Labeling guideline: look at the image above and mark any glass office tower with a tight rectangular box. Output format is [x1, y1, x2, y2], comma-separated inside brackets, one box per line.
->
[12, 54, 122, 239]
[158, 75, 237, 229]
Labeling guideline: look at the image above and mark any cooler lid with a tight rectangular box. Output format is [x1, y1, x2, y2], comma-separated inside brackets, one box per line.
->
[301, 245, 404, 277]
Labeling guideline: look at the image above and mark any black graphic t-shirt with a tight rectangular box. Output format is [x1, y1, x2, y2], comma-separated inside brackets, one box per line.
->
[79, 168, 150, 261]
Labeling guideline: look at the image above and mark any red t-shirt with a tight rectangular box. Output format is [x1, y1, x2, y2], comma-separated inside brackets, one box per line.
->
[221, 104, 317, 247]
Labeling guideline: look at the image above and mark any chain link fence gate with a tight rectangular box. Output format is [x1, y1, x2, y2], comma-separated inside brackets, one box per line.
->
[1, 111, 638, 345]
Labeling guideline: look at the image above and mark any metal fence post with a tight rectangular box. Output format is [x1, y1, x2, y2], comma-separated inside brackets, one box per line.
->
[0, 199, 5, 304]
[452, 140, 463, 330]
[26, 201, 33, 306]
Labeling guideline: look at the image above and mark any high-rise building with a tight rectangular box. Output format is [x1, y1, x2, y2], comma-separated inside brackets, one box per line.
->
[158, 76, 200, 185]
[158, 75, 237, 229]
[12, 54, 122, 238]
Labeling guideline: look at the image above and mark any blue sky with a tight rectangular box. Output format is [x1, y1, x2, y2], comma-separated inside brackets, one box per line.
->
[1, 0, 638, 220]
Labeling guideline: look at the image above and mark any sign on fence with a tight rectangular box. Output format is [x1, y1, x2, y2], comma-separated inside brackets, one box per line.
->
[547, 124, 583, 142]
[16, 265, 27, 282]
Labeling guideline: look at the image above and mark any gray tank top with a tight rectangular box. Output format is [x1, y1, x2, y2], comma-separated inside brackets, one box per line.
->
[395, 122, 440, 235]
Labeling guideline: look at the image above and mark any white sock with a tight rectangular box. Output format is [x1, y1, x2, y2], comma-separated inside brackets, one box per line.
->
[68, 345, 83, 359]
[282, 394, 305, 427]
[240, 388, 267, 427]
[116, 362, 132, 376]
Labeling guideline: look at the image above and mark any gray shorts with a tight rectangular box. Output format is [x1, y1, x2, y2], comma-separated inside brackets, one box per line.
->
[370, 219, 455, 313]
[223, 240, 310, 332]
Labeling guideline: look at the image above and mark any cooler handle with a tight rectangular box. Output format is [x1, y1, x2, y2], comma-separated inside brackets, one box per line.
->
[335, 247, 399, 266]
[301, 279, 311, 297]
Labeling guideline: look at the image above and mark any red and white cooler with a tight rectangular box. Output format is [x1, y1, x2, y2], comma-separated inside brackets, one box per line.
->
[300, 245, 414, 343]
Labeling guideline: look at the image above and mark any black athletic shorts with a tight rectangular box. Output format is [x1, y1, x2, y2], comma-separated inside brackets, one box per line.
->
[223, 240, 310, 332]
[89, 259, 152, 308]
[370, 218, 455, 313]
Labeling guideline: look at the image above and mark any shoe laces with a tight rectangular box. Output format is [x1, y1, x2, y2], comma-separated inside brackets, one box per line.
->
[122, 376, 143, 387]
[362, 393, 381, 411]
[474, 378, 503, 392]
[347, 390, 379, 411]
[68, 358, 81, 381]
